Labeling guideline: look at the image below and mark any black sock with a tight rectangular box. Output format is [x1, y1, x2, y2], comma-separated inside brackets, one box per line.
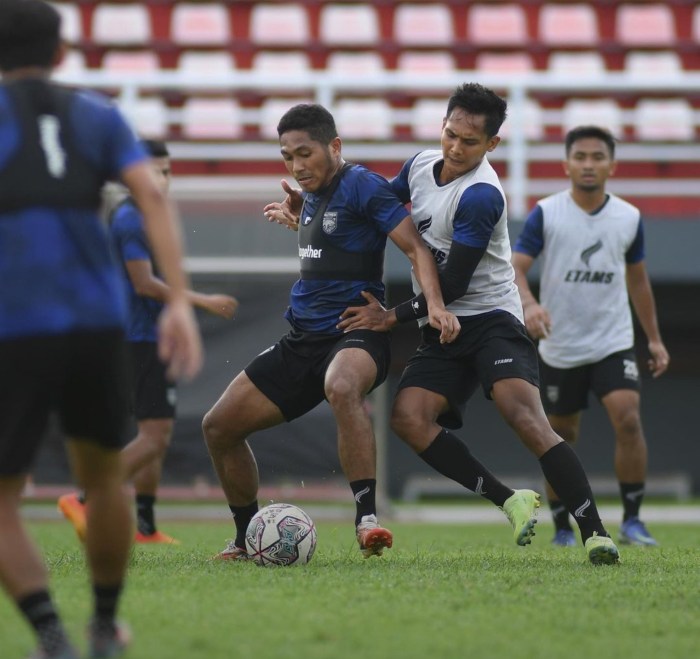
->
[229, 501, 259, 549]
[136, 494, 156, 535]
[549, 499, 573, 532]
[620, 482, 645, 521]
[419, 429, 514, 507]
[539, 443, 607, 542]
[18, 590, 71, 654]
[92, 584, 122, 638]
[350, 479, 376, 526]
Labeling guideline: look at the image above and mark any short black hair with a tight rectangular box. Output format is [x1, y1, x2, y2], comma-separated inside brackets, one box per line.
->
[565, 126, 616, 158]
[277, 104, 338, 145]
[0, 0, 61, 72]
[446, 83, 508, 138]
[142, 140, 170, 158]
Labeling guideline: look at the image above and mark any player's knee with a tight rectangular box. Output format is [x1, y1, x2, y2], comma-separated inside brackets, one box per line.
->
[325, 376, 363, 411]
[390, 405, 426, 445]
[614, 408, 643, 440]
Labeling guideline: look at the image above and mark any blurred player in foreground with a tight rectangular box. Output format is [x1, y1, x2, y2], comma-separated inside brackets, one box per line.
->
[203, 103, 459, 560]
[512, 125, 669, 547]
[0, 2, 202, 658]
[59, 140, 237, 546]
[338, 84, 620, 565]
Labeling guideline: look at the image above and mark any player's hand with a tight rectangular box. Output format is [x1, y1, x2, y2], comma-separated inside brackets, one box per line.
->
[158, 299, 203, 382]
[263, 179, 302, 231]
[337, 291, 393, 333]
[523, 302, 552, 340]
[428, 306, 460, 344]
[204, 294, 239, 319]
[647, 340, 670, 378]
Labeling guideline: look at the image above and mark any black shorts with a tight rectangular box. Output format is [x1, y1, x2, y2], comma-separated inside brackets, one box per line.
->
[0, 331, 130, 476]
[397, 311, 540, 430]
[129, 341, 176, 420]
[540, 348, 641, 415]
[245, 328, 391, 422]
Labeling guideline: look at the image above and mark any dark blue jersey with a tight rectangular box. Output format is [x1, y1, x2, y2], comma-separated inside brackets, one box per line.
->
[109, 199, 163, 342]
[0, 79, 146, 340]
[287, 163, 408, 333]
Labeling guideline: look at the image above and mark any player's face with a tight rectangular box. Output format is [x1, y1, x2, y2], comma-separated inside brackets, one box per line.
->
[150, 156, 171, 194]
[279, 131, 342, 193]
[439, 109, 500, 182]
[564, 138, 616, 192]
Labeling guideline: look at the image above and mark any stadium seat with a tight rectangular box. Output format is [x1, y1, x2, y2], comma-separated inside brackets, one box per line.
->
[259, 97, 314, 139]
[50, 2, 82, 43]
[468, 4, 528, 46]
[562, 99, 623, 137]
[616, 4, 676, 46]
[538, 4, 599, 46]
[171, 3, 231, 45]
[102, 51, 160, 74]
[624, 51, 683, 76]
[178, 51, 235, 77]
[633, 99, 694, 141]
[548, 51, 606, 75]
[393, 3, 454, 46]
[475, 52, 534, 74]
[252, 51, 311, 75]
[319, 4, 379, 46]
[92, 3, 151, 46]
[326, 52, 385, 77]
[250, 4, 310, 46]
[498, 98, 544, 141]
[181, 98, 243, 139]
[334, 99, 393, 140]
[410, 99, 446, 141]
[694, 6, 700, 43]
[122, 98, 169, 140]
[55, 50, 86, 76]
[396, 51, 456, 76]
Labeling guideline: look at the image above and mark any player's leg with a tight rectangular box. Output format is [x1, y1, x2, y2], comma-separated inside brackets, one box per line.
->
[324, 331, 393, 557]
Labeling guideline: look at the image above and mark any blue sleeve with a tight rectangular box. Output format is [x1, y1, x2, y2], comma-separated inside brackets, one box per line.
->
[626, 218, 645, 264]
[111, 205, 151, 262]
[356, 169, 409, 234]
[389, 155, 419, 205]
[71, 91, 146, 179]
[513, 205, 545, 257]
[452, 183, 505, 248]
[0, 88, 19, 170]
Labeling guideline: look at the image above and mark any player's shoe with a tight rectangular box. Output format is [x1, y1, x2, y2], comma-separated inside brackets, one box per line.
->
[619, 517, 658, 546]
[135, 530, 180, 545]
[501, 489, 541, 546]
[552, 529, 577, 547]
[88, 621, 131, 659]
[585, 532, 621, 565]
[57, 493, 87, 543]
[356, 514, 393, 558]
[26, 646, 79, 659]
[214, 540, 250, 561]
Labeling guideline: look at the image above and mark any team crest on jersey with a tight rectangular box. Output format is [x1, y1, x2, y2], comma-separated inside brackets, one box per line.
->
[546, 385, 559, 403]
[322, 212, 338, 234]
[580, 240, 603, 267]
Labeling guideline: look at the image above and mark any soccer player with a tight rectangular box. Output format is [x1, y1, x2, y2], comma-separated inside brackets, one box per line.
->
[0, 2, 202, 658]
[203, 103, 459, 560]
[59, 140, 238, 545]
[338, 84, 621, 565]
[511, 125, 669, 547]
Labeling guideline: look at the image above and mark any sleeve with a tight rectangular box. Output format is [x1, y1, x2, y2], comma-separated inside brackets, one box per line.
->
[359, 170, 410, 234]
[103, 105, 148, 177]
[452, 183, 505, 249]
[625, 217, 645, 264]
[388, 154, 419, 205]
[513, 204, 545, 257]
[112, 205, 152, 263]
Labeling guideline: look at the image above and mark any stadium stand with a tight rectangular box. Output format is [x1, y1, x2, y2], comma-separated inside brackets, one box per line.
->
[319, 4, 380, 46]
[91, 3, 152, 46]
[392, 3, 455, 46]
[170, 3, 231, 46]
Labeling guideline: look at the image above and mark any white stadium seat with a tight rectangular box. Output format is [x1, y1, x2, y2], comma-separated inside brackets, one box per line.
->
[181, 98, 243, 139]
[102, 51, 160, 74]
[548, 51, 606, 75]
[633, 99, 694, 141]
[562, 99, 623, 137]
[326, 52, 385, 77]
[616, 4, 676, 46]
[539, 4, 599, 46]
[475, 52, 534, 74]
[393, 4, 454, 46]
[92, 3, 151, 46]
[410, 99, 446, 141]
[319, 4, 380, 46]
[178, 51, 236, 77]
[171, 3, 231, 45]
[250, 4, 310, 46]
[334, 99, 393, 140]
[468, 4, 528, 46]
[259, 97, 314, 139]
[252, 51, 312, 75]
[122, 98, 169, 140]
[396, 51, 456, 76]
[50, 2, 82, 43]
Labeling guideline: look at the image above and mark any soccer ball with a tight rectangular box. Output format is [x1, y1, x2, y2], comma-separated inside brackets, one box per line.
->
[245, 503, 317, 567]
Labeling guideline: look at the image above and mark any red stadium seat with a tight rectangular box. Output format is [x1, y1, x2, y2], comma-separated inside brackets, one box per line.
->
[539, 4, 599, 46]
[92, 3, 152, 46]
[616, 4, 676, 47]
[319, 4, 380, 46]
[468, 4, 528, 46]
[171, 3, 231, 46]
[393, 3, 454, 46]
[250, 4, 310, 46]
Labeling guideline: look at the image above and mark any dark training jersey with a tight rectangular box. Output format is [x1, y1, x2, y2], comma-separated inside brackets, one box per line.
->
[109, 199, 163, 342]
[287, 163, 408, 333]
[0, 78, 146, 340]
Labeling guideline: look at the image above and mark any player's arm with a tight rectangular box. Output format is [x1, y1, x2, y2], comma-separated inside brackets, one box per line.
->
[626, 261, 669, 377]
[121, 161, 202, 379]
[125, 259, 238, 319]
